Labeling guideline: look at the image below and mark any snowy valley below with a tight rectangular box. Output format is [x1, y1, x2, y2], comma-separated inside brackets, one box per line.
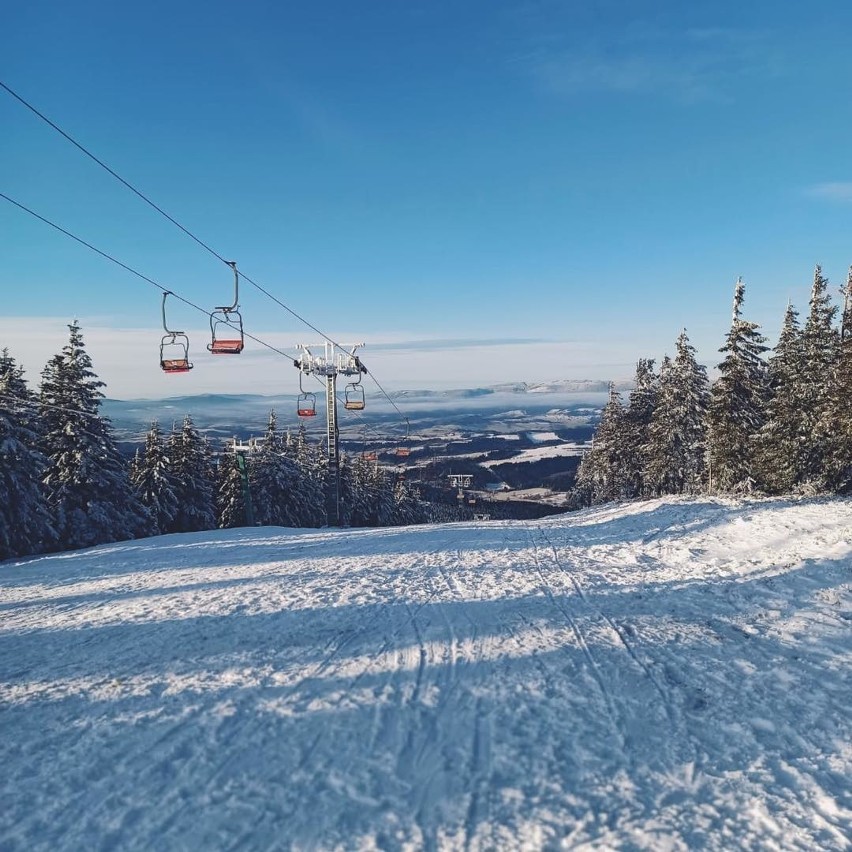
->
[1, 497, 850, 850]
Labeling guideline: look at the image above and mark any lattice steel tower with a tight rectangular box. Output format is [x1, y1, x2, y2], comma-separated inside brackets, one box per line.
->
[294, 342, 367, 525]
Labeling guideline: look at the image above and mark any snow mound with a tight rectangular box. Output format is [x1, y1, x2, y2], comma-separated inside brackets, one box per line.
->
[526, 431, 560, 443]
[1, 497, 850, 849]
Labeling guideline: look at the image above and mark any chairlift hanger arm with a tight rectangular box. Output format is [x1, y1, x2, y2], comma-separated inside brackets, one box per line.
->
[161, 291, 183, 335]
[215, 261, 239, 312]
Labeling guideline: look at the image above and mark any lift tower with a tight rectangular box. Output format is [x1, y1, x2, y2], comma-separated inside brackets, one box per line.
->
[294, 342, 366, 525]
[448, 474, 473, 502]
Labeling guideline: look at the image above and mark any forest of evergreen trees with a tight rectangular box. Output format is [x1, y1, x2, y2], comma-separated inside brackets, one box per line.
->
[575, 265, 852, 505]
[5, 265, 851, 561]
[0, 321, 437, 561]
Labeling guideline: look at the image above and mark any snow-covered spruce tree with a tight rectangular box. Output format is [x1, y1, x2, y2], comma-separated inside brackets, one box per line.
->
[798, 265, 839, 487]
[39, 322, 151, 550]
[392, 479, 426, 525]
[646, 332, 710, 495]
[345, 453, 388, 526]
[622, 358, 658, 498]
[706, 278, 769, 493]
[336, 455, 357, 527]
[216, 450, 248, 528]
[370, 464, 398, 527]
[338, 453, 372, 526]
[752, 303, 808, 493]
[0, 351, 54, 559]
[290, 425, 327, 527]
[250, 411, 304, 527]
[166, 415, 216, 532]
[574, 383, 628, 505]
[130, 421, 178, 535]
[823, 267, 852, 491]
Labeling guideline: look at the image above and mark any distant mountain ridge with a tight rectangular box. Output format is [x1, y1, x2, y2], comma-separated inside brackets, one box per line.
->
[101, 380, 614, 444]
[106, 379, 629, 408]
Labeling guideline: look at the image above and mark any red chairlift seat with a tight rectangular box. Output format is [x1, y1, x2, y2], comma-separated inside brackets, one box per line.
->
[209, 338, 244, 355]
[161, 358, 192, 373]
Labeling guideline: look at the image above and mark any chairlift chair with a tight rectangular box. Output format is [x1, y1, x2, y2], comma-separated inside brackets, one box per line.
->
[297, 393, 317, 417]
[208, 261, 245, 354]
[159, 291, 193, 373]
[395, 418, 412, 458]
[343, 373, 365, 411]
[297, 372, 317, 417]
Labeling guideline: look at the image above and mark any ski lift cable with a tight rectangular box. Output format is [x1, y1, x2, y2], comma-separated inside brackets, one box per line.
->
[332, 391, 385, 445]
[1, 80, 413, 436]
[0, 192, 299, 362]
[331, 397, 408, 468]
[2, 80, 366, 361]
[0, 81, 234, 269]
[364, 372, 411, 442]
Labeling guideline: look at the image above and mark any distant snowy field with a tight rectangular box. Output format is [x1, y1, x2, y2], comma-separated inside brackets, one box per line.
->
[1, 498, 850, 850]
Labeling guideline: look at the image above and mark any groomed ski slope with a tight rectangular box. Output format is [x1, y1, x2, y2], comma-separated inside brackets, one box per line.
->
[1, 497, 850, 850]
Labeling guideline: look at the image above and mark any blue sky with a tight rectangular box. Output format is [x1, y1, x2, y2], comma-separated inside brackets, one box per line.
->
[3, 0, 852, 398]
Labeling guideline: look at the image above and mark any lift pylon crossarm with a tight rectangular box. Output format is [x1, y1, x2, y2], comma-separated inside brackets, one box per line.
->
[296, 342, 366, 376]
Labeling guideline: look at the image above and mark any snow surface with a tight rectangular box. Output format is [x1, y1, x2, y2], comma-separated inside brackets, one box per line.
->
[1, 497, 851, 850]
[481, 442, 585, 467]
[525, 432, 561, 443]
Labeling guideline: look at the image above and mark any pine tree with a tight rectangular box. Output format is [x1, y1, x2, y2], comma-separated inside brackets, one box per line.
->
[706, 278, 769, 493]
[823, 267, 852, 491]
[250, 411, 303, 527]
[0, 351, 54, 559]
[216, 450, 248, 529]
[798, 265, 839, 486]
[337, 455, 356, 527]
[622, 358, 658, 498]
[574, 384, 628, 504]
[752, 303, 808, 493]
[645, 356, 675, 495]
[1, 349, 37, 428]
[342, 453, 383, 526]
[216, 451, 248, 528]
[39, 322, 150, 550]
[130, 421, 179, 534]
[167, 415, 216, 532]
[369, 463, 397, 527]
[646, 332, 710, 495]
[392, 479, 427, 526]
[290, 426, 327, 527]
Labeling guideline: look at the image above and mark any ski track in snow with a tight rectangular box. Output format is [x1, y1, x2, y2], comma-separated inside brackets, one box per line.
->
[1, 497, 851, 850]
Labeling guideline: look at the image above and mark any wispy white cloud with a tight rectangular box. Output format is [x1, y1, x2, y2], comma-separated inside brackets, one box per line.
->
[805, 182, 852, 202]
[519, 26, 779, 103]
[0, 317, 643, 400]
